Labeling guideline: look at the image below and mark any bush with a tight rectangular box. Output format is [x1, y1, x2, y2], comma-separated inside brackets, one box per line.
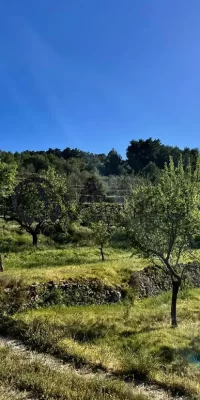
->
[70, 225, 93, 245]
[110, 228, 129, 249]
[52, 232, 71, 244]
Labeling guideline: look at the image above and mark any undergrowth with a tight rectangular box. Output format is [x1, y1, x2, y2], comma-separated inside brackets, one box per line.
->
[0, 223, 200, 398]
[0, 345, 146, 400]
[10, 289, 200, 398]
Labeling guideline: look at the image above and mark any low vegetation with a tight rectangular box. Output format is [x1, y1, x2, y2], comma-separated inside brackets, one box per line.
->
[8, 289, 200, 398]
[1, 143, 200, 398]
[0, 223, 200, 397]
[0, 345, 147, 400]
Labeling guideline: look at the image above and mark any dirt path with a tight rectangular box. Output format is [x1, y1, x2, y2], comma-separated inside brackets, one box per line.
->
[0, 336, 189, 400]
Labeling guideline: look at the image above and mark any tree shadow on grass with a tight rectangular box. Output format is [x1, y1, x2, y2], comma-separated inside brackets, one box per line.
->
[0, 238, 30, 254]
[14, 257, 107, 270]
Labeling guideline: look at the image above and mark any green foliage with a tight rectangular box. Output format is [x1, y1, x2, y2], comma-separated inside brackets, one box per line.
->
[80, 174, 106, 202]
[126, 138, 163, 172]
[11, 289, 200, 398]
[124, 156, 200, 326]
[105, 149, 123, 175]
[4, 169, 71, 245]
[81, 202, 121, 259]
[91, 220, 111, 260]
[124, 157, 200, 276]
[91, 221, 110, 245]
[1, 138, 199, 181]
[126, 137, 199, 173]
[0, 160, 17, 198]
[0, 345, 146, 400]
[68, 224, 93, 245]
[141, 161, 161, 182]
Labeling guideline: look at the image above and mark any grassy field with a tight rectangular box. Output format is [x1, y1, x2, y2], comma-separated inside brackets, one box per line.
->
[0, 222, 147, 286]
[0, 345, 146, 400]
[12, 289, 200, 398]
[0, 222, 200, 398]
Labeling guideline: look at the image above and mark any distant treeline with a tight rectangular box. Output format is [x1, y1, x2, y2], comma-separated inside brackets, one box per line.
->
[0, 138, 198, 179]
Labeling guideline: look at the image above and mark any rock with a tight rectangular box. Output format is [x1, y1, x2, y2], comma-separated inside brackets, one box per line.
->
[129, 263, 200, 298]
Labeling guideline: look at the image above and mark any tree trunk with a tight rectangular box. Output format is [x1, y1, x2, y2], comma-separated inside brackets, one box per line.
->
[32, 232, 38, 246]
[0, 255, 4, 272]
[171, 280, 181, 328]
[100, 244, 105, 262]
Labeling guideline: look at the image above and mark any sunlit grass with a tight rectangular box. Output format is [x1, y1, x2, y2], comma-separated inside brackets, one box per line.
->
[0, 345, 146, 400]
[0, 384, 31, 400]
[0, 221, 147, 286]
[2, 222, 200, 397]
[2, 246, 147, 286]
[13, 289, 200, 398]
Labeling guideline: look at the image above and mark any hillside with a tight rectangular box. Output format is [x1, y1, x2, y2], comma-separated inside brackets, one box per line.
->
[0, 224, 198, 399]
[0, 145, 200, 399]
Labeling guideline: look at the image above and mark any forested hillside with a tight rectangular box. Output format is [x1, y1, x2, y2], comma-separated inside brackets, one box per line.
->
[0, 138, 199, 207]
[1, 137, 199, 177]
[1, 140, 200, 398]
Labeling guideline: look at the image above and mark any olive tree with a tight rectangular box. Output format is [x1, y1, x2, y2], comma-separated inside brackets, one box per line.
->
[123, 157, 200, 327]
[0, 160, 17, 270]
[91, 220, 110, 261]
[82, 202, 120, 261]
[0, 160, 17, 210]
[6, 169, 65, 246]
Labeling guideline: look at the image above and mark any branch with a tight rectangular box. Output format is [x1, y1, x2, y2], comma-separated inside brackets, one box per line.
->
[166, 223, 177, 262]
[180, 264, 190, 281]
[131, 234, 181, 281]
[3, 215, 33, 234]
[164, 258, 181, 282]
[175, 242, 185, 267]
[187, 249, 200, 264]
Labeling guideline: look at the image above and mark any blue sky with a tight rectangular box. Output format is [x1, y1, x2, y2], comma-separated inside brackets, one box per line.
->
[0, 0, 200, 155]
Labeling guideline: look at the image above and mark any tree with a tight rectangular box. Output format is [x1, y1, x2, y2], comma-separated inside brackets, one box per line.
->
[0, 160, 17, 215]
[105, 149, 122, 176]
[141, 162, 161, 182]
[91, 220, 110, 261]
[81, 175, 106, 203]
[123, 157, 200, 327]
[6, 172, 64, 246]
[82, 202, 120, 261]
[126, 138, 162, 173]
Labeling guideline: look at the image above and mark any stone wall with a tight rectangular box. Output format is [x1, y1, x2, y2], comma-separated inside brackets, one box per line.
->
[129, 263, 200, 298]
[29, 278, 122, 306]
[2, 263, 200, 314]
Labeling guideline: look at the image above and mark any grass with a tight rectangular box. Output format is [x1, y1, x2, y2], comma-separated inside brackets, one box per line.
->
[0, 384, 31, 400]
[12, 289, 200, 398]
[0, 222, 146, 286]
[1, 222, 200, 398]
[0, 345, 146, 400]
[2, 248, 145, 286]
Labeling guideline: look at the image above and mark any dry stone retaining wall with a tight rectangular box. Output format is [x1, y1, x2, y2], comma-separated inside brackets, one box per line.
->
[129, 263, 200, 298]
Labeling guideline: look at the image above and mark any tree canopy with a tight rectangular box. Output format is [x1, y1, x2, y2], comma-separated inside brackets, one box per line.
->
[1, 138, 199, 182]
[123, 156, 200, 326]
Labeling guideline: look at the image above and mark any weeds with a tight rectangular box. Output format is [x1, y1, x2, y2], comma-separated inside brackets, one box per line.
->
[1, 223, 200, 398]
[12, 290, 200, 398]
[0, 346, 147, 400]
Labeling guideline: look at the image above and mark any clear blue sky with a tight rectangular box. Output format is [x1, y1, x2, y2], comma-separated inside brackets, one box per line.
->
[1, 0, 200, 155]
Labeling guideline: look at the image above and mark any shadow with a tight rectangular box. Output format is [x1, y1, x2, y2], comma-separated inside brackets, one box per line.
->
[0, 238, 30, 254]
[20, 257, 108, 270]
[120, 326, 162, 338]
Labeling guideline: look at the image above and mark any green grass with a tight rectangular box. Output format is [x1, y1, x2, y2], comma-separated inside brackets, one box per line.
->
[0, 222, 146, 286]
[1, 222, 200, 398]
[13, 289, 200, 398]
[2, 247, 146, 286]
[0, 345, 146, 400]
[0, 385, 31, 400]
